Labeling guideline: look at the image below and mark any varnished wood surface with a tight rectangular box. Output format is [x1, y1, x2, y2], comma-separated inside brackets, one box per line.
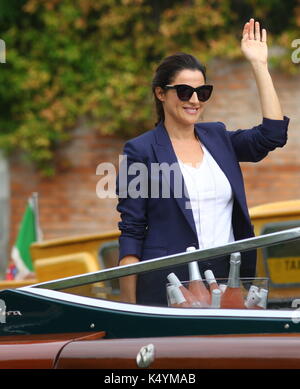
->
[0, 331, 105, 369]
[55, 333, 300, 369]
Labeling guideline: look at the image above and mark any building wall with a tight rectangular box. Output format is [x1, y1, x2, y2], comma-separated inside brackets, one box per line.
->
[8, 61, 300, 259]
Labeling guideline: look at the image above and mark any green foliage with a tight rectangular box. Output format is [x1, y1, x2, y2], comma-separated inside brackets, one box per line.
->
[0, 0, 299, 174]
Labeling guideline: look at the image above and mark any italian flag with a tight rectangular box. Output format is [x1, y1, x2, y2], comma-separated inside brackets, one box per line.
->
[11, 195, 41, 279]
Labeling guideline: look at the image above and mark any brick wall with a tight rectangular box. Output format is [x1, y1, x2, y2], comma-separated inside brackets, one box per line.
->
[9, 121, 124, 248]
[9, 60, 300, 252]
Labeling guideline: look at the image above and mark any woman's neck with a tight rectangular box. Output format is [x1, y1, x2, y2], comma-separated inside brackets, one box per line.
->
[164, 119, 196, 141]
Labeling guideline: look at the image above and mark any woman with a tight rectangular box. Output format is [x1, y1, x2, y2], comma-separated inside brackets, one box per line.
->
[116, 18, 289, 306]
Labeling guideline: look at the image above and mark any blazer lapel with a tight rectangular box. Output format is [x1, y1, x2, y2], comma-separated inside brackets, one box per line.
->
[152, 122, 198, 239]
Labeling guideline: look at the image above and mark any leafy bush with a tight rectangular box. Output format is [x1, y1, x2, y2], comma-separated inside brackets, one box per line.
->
[0, 0, 299, 174]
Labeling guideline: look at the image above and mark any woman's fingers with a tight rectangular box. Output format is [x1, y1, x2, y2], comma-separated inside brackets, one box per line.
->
[242, 18, 267, 46]
[255, 21, 261, 41]
[245, 18, 265, 42]
[242, 22, 249, 40]
[249, 18, 255, 40]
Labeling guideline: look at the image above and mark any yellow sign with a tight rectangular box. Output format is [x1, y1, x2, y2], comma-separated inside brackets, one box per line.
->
[267, 257, 300, 284]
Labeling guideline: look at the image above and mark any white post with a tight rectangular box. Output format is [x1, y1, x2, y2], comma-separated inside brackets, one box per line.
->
[32, 192, 43, 242]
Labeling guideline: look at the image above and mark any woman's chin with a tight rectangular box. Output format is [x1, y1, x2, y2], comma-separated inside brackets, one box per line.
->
[181, 114, 202, 125]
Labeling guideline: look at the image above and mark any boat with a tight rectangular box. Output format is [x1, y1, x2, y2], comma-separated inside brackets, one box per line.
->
[1, 227, 300, 369]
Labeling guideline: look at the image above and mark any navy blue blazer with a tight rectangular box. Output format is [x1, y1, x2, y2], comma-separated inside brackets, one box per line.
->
[116, 116, 289, 306]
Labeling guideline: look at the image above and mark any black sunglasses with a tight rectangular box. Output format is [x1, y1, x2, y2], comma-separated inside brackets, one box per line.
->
[163, 84, 213, 102]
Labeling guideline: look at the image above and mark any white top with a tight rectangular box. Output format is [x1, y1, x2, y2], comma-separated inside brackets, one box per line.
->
[178, 145, 235, 249]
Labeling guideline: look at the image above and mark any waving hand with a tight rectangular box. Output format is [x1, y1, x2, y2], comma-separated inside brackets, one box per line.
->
[241, 18, 268, 65]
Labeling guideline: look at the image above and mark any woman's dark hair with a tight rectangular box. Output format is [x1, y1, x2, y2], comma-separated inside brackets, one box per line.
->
[152, 52, 207, 125]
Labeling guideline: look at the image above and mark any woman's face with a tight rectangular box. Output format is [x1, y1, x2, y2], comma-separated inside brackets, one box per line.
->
[156, 69, 206, 128]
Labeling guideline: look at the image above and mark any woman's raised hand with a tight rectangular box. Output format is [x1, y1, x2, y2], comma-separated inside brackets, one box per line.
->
[241, 18, 268, 65]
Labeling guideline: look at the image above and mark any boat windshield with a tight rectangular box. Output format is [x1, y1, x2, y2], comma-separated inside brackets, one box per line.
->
[26, 227, 300, 311]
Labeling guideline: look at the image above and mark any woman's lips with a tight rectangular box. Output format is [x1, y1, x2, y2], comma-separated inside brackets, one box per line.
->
[183, 107, 199, 115]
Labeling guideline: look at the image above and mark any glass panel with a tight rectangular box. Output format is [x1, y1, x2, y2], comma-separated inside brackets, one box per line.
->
[61, 280, 122, 302]
[98, 240, 120, 296]
[39, 229, 300, 313]
[261, 220, 300, 288]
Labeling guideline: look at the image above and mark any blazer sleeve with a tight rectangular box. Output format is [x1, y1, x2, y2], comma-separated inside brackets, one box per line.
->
[223, 116, 290, 162]
[116, 140, 148, 262]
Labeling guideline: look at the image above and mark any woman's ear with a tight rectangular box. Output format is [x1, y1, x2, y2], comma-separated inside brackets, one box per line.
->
[155, 86, 165, 102]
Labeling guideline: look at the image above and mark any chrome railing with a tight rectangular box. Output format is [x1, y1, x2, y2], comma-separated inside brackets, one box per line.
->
[31, 227, 300, 291]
